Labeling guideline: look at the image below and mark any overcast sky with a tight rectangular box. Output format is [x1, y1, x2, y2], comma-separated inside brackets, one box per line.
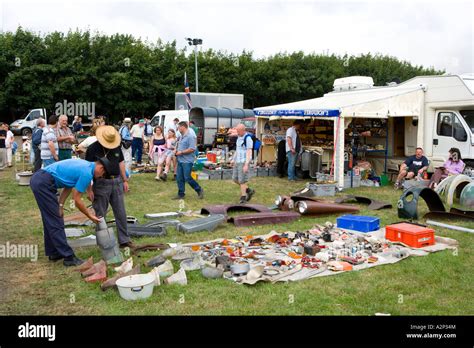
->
[1, 0, 472, 75]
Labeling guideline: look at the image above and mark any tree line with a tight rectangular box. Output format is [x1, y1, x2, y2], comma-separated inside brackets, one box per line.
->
[0, 27, 443, 123]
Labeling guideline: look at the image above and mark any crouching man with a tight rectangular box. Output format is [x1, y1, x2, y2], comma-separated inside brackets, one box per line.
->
[30, 158, 109, 266]
[231, 124, 255, 203]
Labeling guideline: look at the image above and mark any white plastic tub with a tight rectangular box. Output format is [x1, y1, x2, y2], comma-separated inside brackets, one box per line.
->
[115, 274, 155, 301]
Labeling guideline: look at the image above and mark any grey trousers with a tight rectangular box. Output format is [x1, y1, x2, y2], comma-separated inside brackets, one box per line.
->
[0, 148, 6, 168]
[92, 177, 130, 245]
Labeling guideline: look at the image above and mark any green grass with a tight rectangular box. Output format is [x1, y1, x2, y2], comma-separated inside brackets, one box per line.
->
[0, 167, 473, 315]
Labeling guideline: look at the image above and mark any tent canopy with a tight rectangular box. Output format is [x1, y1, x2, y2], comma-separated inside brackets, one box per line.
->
[254, 84, 425, 119]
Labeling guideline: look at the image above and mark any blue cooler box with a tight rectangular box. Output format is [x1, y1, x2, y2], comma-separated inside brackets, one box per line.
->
[336, 215, 380, 232]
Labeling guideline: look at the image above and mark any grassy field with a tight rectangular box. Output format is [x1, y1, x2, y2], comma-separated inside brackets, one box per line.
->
[0, 167, 473, 316]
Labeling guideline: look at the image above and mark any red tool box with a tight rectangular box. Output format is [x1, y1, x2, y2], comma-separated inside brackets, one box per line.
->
[385, 223, 435, 248]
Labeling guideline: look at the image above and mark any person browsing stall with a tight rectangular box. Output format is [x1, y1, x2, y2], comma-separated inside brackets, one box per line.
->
[173, 121, 204, 200]
[231, 123, 256, 203]
[30, 158, 109, 266]
[85, 125, 133, 249]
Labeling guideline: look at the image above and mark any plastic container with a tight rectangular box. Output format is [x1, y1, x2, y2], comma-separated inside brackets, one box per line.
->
[191, 171, 198, 180]
[337, 215, 380, 232]
[268, 166, 277, 177]
[385, 222, 435, 248]
[306, 183, 336, 197]
[197, 172, 209, 180]
[207, 153, 217, 163]
[380, 174, 389, 186]
[116, 274, 155, 301]
[257, 167, 269, 177]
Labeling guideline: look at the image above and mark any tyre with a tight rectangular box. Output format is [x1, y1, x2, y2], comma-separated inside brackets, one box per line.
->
[21, 128, 32, 137]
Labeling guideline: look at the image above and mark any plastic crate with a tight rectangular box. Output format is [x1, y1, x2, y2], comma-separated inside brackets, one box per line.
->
[268, 166, 277, 177]
[306, 183, 336, 197]
[257, 167, 269, 177]
[337, 215, 380, 232]
[385, 223, 435, 248]
[344, 174, 361, 188]
[222, 169, 233, 180]
[197, 172, 209, 180]
[202, 168, 222, 180]
[248, 167, 256, 178]
[316, 173, 331, 182]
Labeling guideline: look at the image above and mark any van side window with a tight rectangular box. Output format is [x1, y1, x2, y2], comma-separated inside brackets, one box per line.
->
[437, 112, 467, 142]
[437, 112, 453, 137]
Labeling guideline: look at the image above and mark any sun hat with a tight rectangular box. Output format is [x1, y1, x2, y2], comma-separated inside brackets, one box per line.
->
[95, 125, 121, 149]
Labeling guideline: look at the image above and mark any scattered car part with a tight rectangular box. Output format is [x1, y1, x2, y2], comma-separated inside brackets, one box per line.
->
[426, 220, 474, 234]
[65, 228, 86, 238]
[275, 195, 295, 211]
[116, 273, 156, 300]
[180, 257, 204, 271]
[81, 260, 106, 278]
[74, 256, 94, 272]
[142, 220, 181, 228]
[154, 260, 174, 279]
[295, 200, 360, 215]
[144, 212, 182, 220]
[215, 256, 232, 271]
[127, 225, 167, 238]
[107, 216, 138, 226]
[96, 218, 123, 265]
[145, 255, 167, 268]
[101, 265, 141, 291]
[114, 257, 133, 273]
[445, 175, 473, 207]
[176, 214, 226, 233]
[200, 204, 271, 217]
[201, 266, 224, 279]
[230, 262, 250, 276]
[63, 208, 95, 226]
[164, 268, 187, 285]
[230, 212, 300, 227]
[334, 195, 393, 210]
[68, 235, 97, 248]
[423, 208, 474, 221]
[460, 182, 474, 209]
[131, 243, 169, 255]
[397, 187, 446, 220]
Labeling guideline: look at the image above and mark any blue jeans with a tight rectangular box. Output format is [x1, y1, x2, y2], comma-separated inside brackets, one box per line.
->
[286, 151, 297, 180]
[42, 158, 56, 168]
[176, 162, 202, 197]
[132, 138, 143, 163]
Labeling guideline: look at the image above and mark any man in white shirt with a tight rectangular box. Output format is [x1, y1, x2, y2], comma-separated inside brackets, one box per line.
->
[5, 124, 15, 167]
[130, 119, 145, 164]
[285, 120, 303, 181]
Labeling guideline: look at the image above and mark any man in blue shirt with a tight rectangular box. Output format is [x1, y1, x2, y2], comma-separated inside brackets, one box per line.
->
[30, 158, 110, 266]
[174, 121, 204, 200]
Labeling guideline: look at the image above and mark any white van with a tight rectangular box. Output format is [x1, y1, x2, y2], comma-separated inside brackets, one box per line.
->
[150, 110, 189, 134]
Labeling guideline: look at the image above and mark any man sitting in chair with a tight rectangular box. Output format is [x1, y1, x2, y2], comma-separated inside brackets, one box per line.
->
[394, 147, 429, 189]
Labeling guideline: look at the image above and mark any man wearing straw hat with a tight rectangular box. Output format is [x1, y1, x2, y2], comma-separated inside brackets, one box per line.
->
[85, 125, 133, 249]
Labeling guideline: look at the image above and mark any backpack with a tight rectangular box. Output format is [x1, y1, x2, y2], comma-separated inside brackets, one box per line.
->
[119, 126, 132, 149]
[32, 127, 43, 147]
[242, 133, 261, 159]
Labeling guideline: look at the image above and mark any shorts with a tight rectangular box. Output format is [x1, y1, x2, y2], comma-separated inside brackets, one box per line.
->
[232, 163, 249, 184]
[165, 150, 175, 158]
[153, 152, 166, 165]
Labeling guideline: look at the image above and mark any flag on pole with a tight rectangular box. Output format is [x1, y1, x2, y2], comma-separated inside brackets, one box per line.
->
[184, 72, 192, 111]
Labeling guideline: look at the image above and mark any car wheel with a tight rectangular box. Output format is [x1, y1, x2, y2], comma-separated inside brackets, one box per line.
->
[21, 128, 32, 137]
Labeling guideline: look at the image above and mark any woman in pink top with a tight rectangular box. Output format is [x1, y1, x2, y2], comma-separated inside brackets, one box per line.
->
[429, 148, 465, 189]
